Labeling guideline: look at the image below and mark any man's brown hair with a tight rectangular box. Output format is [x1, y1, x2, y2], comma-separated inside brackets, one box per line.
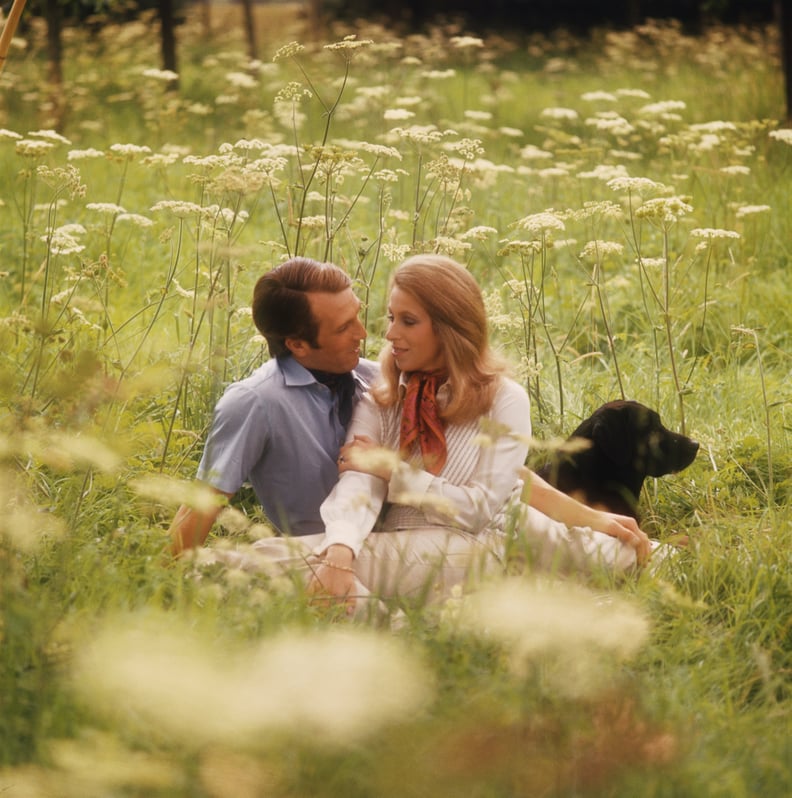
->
[252, 257, 351, 356]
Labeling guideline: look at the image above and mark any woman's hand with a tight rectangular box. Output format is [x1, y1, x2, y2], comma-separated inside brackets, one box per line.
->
[306, 544, 357, 615]
[589, 510, 652, 565]
[338, 435, 395, 482]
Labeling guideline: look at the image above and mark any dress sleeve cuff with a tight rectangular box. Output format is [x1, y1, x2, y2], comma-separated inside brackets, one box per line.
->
[313, 522, 366, 558]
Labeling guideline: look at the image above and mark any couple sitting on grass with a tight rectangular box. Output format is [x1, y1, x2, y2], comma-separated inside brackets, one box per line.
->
[169, 254, 652, 614]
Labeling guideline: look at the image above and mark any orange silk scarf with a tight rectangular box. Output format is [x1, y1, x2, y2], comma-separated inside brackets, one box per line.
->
[399, 371, 448, 475]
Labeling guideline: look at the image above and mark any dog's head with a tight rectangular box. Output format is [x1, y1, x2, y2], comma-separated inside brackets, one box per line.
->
[573, 400, 699, 478]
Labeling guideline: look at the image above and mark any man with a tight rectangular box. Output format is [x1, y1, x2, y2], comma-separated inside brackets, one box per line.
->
[168, 256, 378, 555]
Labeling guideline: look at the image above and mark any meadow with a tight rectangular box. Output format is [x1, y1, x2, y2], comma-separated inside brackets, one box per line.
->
[0, 4, 790, 796]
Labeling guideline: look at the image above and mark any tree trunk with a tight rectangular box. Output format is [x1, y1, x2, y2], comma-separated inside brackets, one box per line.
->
[240, 0, 257, 62]
[778, 0, 792, 122]
[159, 0, 179, 87]
[45, 0, 64, 128]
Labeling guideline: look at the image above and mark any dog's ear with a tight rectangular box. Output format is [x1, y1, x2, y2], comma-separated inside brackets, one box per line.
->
[591, 409, 634, 467]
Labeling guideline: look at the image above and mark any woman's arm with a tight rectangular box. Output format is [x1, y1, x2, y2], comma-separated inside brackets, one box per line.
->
[316, 394, 389, 557]
[523, 469, 652, 564]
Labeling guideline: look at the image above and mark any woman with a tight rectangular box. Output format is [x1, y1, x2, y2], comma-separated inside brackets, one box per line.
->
[308, 255, 650, 609]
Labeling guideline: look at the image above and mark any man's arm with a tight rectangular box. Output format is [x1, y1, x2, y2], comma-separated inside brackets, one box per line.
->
[168, 487, 232, 556]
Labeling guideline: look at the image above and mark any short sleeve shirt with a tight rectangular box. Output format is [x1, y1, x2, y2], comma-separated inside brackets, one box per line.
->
[196, 355, 379, 536]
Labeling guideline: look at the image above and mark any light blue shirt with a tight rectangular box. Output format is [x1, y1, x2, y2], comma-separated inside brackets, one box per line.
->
[196, 355, 378, 536]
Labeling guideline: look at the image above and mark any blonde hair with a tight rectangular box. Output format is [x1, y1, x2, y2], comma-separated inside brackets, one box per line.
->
[371, 254, 505, 424]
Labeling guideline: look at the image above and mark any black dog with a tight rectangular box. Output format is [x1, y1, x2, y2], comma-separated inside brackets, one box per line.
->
[538, 400, 699, 519]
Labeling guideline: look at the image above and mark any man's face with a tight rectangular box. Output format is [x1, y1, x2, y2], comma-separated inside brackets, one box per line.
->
[289, 288, 366, 374]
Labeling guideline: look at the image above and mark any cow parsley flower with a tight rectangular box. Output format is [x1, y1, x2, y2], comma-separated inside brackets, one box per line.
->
[110, 143, 152, 158]
[581, 91, 617, 102]
[580, 240, 624, 261]
[520, 144, 553, 160]
[690, 227, 740, 240]
[384, 108, 415, 121]
[450, 35, 484, 50]
[639, 100, 686, 116]
[540, 107, 579, 121]
[607, 175, 667, 194]
[29, 129, 72, 145]
[68, 148, 105, 161]
[635, 196, 694, 223]
[735, 204, 771, 218]
[16, 139, 55, 157]
[273, 41, 305, 61]
[86, 203, 126, 216]
[769, 128, 792, 145]
[116, 213, 154, 228]
[515, 211, 565, 235]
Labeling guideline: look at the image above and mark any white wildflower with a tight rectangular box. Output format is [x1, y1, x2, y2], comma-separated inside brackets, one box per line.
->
[498, 126, 524, 137]
[143, 68, 179, 82]
[72, 616, 432, 747]
[607, 175, 667, 194]
[29, 129, 72, 144]
[540, 107, 579, 121]
[273, 41, 305, 61]
[769, 128, 792, 145]
[635, 196, 694, 223]
[384, 108, 415, 121]
[690, 121, 737, 133]
[520, 144, 554, 160]
[68, 148, 105, 161]
[454, 577, 648, 693]
[639, 100, 686, 115]
[719, 165, 751, 176]
[421, 69, 456, 79]
[16, 139, 55, 157]
[226, 71, 258, 89]
[579, 164, 630, 181]
[615, 88, 652, 99]
[464, 110, 492, 121]
[690, 227, 740, 240]
[735, 204, 771, 218]
[460, 225, 498, 241]
[515, 211, 565, 235]
[585, 114, 635, 136]
[450, 35, 484, 50]
[581, 91, 617, 102]
[116, 213, 153, 228]
[110, 143, 152, 157]
[150, 200, 206, 218]
[86, 203, 126, 215]
[579, 240, 624, 261]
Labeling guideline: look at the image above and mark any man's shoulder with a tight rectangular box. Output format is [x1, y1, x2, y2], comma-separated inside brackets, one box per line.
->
[218, 359, 284, 405]
[353, 358, 380, 387]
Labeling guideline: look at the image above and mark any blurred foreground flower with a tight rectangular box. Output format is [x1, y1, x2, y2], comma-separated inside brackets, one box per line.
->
[71, 614, 433, 748]
[452, 578, 649, 696]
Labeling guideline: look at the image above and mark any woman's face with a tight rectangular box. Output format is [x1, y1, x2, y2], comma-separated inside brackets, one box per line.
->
[386, 285, 446, 373]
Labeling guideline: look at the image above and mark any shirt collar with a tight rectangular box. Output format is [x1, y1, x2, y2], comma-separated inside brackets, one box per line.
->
[278, 354, 368, 390]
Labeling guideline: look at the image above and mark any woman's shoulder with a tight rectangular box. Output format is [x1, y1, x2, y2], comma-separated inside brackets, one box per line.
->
[491, 376, 532, 421]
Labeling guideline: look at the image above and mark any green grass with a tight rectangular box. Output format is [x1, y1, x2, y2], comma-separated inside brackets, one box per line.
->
[0, 6, 790, 797]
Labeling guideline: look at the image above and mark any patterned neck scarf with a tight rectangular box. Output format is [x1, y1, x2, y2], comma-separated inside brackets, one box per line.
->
[399, 371, 448, 475]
